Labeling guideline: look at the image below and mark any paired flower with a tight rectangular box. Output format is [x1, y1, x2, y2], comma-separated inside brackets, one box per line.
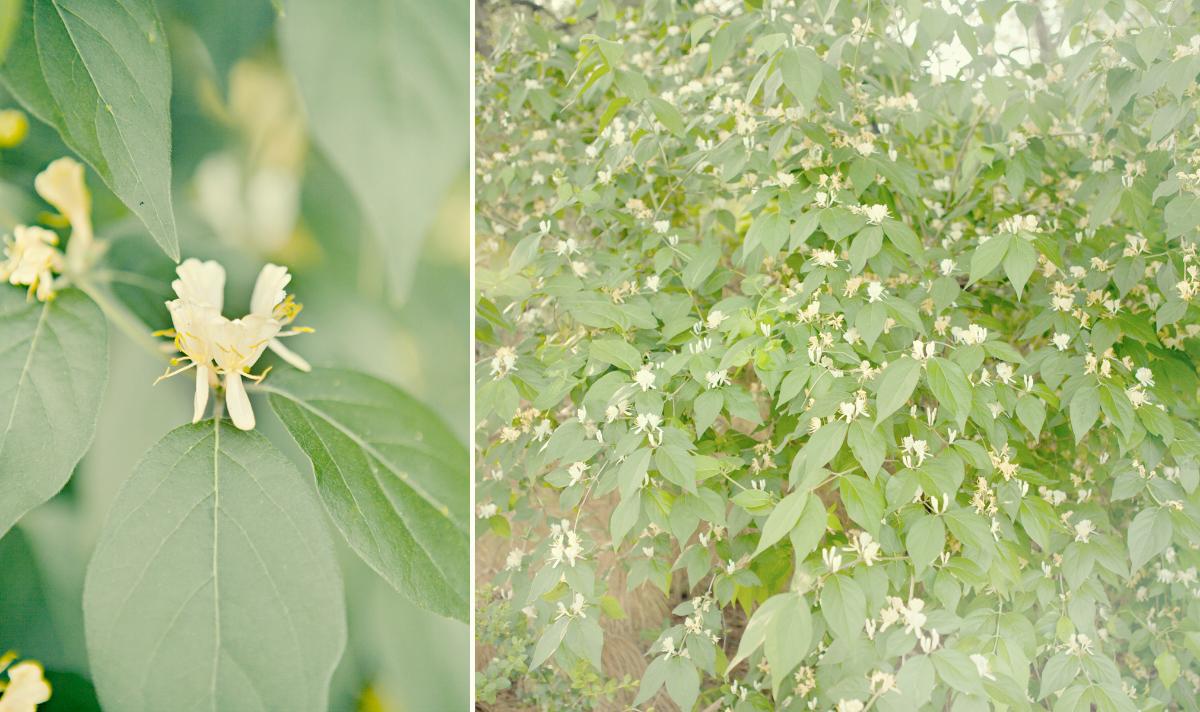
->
[1, 157, 93, 300]
[158, 259, 311, 431]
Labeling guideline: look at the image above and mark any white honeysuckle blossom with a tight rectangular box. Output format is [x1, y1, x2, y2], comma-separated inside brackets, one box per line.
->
[634, 364, 656, 391]
[158, 259, 311, 431]
[970, 653, 997, 681]
[1, 157, 98, 301]
[1, 226, 63, 301]
[866, 281, 886, 302]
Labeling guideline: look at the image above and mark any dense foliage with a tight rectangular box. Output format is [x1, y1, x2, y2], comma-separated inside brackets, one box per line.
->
[475, 0, 1200, 709]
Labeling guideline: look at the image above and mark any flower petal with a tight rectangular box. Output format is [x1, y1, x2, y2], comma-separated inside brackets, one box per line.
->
[224, 371, 255, 430]
[173, 258, 226, 309]
[34, 157, 92, 241]
[250, 263, 291, 317]
[267, 338, 311, 372]
[193, 365, 211, 423]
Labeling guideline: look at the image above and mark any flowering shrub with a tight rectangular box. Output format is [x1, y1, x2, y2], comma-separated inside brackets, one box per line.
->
[475, 1, 1200, 709]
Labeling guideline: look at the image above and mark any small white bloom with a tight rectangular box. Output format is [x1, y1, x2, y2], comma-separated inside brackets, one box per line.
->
[1052, 332, 1071, 351]
[1, 226, 63, 301]
[706, 309, 728, 330]
[866, 281, 886, 302]
[1074, 519, 1095, 543]
[970, 653, 996, 681]
[0, 660, 52, 712]
[634, 364, 656, 391]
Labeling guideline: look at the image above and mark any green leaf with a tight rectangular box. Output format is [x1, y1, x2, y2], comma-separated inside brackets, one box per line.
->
[744, 211, 788, 256]
[278, 0, 467, 298]
[968, 234, 1010, 284]
[846, 419, 885, 477]
[926, 357, 971, 429]
[589, 338, 642, 371]
[0, 287, 107, 538]
[1069, 383, 1100, 443]
[1098, 383, 1136, 441]
[530, 617, 568, 669]
[0, 0, 18, 62]
[655, 444, 697, 494]
[1015, 394, 1045, 439]
[1128, 507, 1172, 572]
[931, 648, 984, 695]
[265, 367, 469, 620]
[819, 574, 865, 641]
[800, 419, 847, 481]
[0, 0, 179, 259]
[875, 357, 921, 424]
[754, 490, 807, 557]
[883, 219, 923, 258]
[646, 96, 686, 137]
[664, 657, 700, 712]
[83, 421, 346, 712]
[765, 594, 810, 695]
[906, 515, 945, 575]
[779, 45, 821, 106]
[693, 389, 722, 436]
[839, 475, 884, 537]
[728, 592, 791, 670]
[1002, 237, 1037, 298]
[1155, 651, 1180, 689]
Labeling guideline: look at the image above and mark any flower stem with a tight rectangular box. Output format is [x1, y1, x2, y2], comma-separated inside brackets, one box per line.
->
[77, 279, 166, 362]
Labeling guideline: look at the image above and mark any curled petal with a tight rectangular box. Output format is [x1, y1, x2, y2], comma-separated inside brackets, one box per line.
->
[250, 263, 291, 317]
[172, 258, 226, 309]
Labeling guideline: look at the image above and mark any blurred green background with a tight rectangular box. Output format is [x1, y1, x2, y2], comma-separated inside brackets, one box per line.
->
[0, 1, 469, 710]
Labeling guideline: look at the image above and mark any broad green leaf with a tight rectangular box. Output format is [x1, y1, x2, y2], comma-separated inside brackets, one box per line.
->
[633, 656, 669, 706]
[1015, 394, 1045, 439]
[883, 219, 923, 257]
[646, 96, 686, 137]
[754, 489, 807, 557]
[664, 657, 699, 712]
[265, 368, 469, 620]
[693, 389, 722, 436]
[530, 617, 568, 669]
[1156, 651, 1180, 689]
[847, 419, 885, 477]
[926, 357, 971, 429]
[278, 0, 467, 298]
[1128, 507, 1172, 572]
[1003, 237, 1037, 298]
[728, 592, 791, 671]
[779, 45, 821, 106]
[906, 515, 945, 575]
[968, 234, 1010, 284]
[589, 337, 642, 371]
[1069, 383, 1100, 443]
[931, 648, 984, 695]
[744, 211, 788, 256]
[765, 594, 810, 695]
[0, 526, 69, 667]
[800, 419, 846, 481]
[1098, 383, 1136, 441]
[0, 0, 179, 259]
[84, 421, 346, 712]
[0, 287, 107, 538]
[875, 357, 922, 424]
[839, 475, 884, 536]
[819, 574, 865, 641]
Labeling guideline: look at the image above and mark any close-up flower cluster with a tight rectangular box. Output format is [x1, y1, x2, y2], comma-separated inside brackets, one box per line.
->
[474, 0, 1200, 709]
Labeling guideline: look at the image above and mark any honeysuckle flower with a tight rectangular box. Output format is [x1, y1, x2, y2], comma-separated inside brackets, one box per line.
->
[491, 346, 518, 377]
[1052, 332, 1071, 350]
[1074, 519, 1095, 543]
[159, 259, 311, 431]
[0, 659, 52, 712]
[634, 364, 656, 391]
[1, 226, 63, 301]
[34, 157, 94, 271]
[866, 281, 886, 302]
[970, 654, 996, 681]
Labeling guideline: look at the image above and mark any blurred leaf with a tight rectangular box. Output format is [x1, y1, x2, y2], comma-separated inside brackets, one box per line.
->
[41, 670, 102, 712]
[0, 287, 107, 539]
[0, 0, 180, 259]
[102, 226, 175, 328]
[265, 367, 470, 620]
[0, 0, 17, 62]
[84, 420, 346, 712]
[0, 526, 67, 665]
[160, 0, 275, 92]
[277, 0, 467, 300]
